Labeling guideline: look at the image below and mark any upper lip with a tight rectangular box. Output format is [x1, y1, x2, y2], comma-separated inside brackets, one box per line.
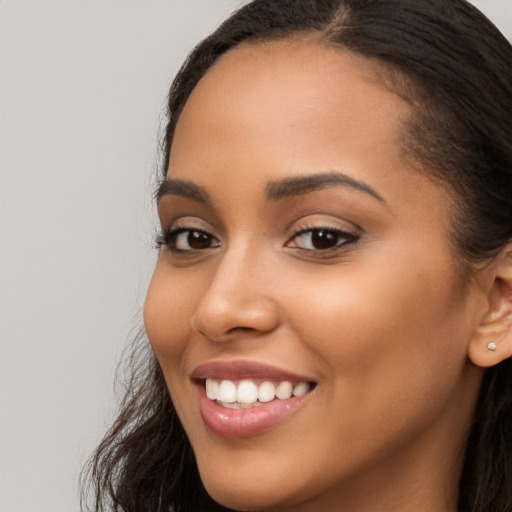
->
[191, 360, 316, 383]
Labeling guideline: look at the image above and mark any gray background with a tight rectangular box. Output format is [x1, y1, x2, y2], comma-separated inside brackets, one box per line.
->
[0, 1, 510, 511]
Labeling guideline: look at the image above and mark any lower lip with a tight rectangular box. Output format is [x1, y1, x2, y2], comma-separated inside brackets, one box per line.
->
[197, 386, 310, 438]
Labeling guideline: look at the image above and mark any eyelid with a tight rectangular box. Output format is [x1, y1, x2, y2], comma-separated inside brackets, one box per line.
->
[155, 216, 221, 252]
[284, 215, 361, 254]
[162, 216, 219, 238]
[287, 227, 358, 250]
[157, 227, 221, 253]
[287, 215, 361, 238]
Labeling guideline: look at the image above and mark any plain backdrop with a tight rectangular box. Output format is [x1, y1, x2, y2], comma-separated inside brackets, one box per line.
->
[0, 1, 511, 511]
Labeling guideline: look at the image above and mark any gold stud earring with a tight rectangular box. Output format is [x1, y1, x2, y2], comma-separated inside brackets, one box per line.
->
[487, 341, 497, 351]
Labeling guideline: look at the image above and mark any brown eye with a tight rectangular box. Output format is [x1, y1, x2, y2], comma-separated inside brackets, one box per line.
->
[171, 229, 220, 251]
[288, 228, 357, 251]
[310, 230, 339, 249]
[187, 231, 212, 249]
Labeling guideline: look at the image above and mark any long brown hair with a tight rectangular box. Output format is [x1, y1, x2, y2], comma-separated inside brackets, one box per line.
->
[81, 1, 512, 510]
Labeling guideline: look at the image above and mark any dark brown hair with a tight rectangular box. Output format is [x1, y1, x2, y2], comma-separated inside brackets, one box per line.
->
[82, 1, 512, 511]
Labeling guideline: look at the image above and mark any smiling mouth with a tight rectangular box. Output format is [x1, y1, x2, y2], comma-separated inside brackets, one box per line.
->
[204, 378, 316, 409]
[192, 361, 317, 437]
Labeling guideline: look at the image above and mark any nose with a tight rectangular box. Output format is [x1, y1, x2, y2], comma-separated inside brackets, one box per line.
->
[191, 247, 280, 343]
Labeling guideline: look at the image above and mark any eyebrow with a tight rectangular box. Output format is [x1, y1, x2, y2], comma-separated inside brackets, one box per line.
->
[155, 179, 211, 204]
[265, 172, 384, 202]
[155, 171, 384, 205]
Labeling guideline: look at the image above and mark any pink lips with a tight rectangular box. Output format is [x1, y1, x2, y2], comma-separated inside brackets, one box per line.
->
[191, 361, 314, 438]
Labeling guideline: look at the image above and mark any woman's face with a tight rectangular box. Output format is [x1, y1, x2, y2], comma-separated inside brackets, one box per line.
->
[145, 40, 487, 511]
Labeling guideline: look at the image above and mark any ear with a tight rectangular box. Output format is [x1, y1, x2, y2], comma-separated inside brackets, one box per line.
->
[468, 243, 512, 368]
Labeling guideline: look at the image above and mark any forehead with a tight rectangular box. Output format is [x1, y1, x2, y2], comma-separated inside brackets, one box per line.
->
[169, 38, 412, 181]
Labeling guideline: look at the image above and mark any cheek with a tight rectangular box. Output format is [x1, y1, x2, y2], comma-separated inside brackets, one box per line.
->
[144, 263, 195, 368]
[279, 255, 470, 406]
[266, 259, 473, 477]
[144, 264, 205, 430]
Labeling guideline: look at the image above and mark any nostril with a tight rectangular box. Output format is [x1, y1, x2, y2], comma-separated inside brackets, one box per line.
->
[225, 326, 255, 334]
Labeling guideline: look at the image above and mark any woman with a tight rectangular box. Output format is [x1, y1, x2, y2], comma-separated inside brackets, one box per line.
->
[82, 0, 512, 511]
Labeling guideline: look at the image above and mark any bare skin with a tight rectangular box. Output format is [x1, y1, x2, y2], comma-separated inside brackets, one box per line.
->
[144, 38, 511, 511]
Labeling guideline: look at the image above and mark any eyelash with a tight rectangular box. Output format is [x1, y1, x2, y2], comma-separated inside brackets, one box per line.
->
[287, 227, 359, 252]
[155, 228, 220, 253]
[155, 225, 359, 254]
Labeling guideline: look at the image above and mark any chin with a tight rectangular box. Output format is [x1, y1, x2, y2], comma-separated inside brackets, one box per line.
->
[204, 486, 275, 511]
[199, 468, 295, 511]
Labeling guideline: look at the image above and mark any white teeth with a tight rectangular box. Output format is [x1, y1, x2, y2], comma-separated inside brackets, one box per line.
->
[206, 379, 219, 400]
[221, 401, 244, 409]
[205, 378, 311, 407]
[219, 400, 266, 409]
[258, 381, 276, 403]
[293, 382, 309, 397]
[275, 381, 293, 400]
[218, 380, 237, 403]
[236, 380, 259, 404]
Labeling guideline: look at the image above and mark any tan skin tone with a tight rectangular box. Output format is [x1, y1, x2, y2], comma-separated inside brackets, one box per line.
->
[144, 38, 512, 511]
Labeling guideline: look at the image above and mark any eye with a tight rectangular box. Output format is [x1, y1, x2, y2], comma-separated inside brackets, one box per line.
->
[287, 228, 357, 251]
[162, 228, 221, 252]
